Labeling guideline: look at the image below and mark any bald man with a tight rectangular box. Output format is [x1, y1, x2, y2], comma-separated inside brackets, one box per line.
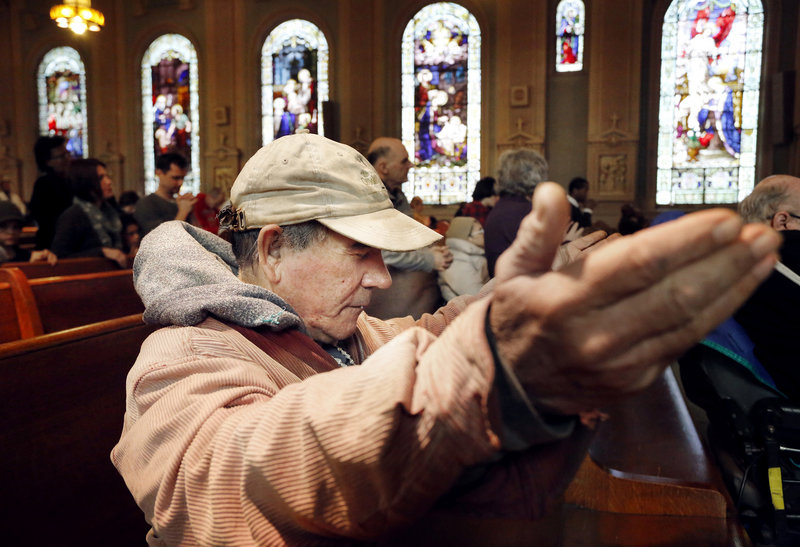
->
[365, 137, 453, 319]
[735, 175, 800, 397]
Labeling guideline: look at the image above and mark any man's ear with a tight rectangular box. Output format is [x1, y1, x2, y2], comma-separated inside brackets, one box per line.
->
[375, 158, 388, 178]
[771, 211, 791, 231]
[257, 224, 284, 282]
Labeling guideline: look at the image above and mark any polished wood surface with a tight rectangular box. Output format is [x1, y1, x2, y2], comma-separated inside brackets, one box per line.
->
[29, 269, 143, 333]
[0, 314, 159, 546]
[1, 256, 122, 279]
[385, 369, 750, 546]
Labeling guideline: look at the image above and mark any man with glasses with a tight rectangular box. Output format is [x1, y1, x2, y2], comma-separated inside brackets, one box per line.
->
[736, 175, 800, 398]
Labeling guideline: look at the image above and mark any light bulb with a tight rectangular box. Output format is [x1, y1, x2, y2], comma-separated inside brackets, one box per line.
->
[69, 16, 87, 35]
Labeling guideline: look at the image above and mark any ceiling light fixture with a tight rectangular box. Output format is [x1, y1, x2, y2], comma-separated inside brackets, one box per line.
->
[50, 0, 105, 35]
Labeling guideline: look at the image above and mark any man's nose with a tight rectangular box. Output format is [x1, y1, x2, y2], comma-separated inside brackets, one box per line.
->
[363, 254, 392, 289]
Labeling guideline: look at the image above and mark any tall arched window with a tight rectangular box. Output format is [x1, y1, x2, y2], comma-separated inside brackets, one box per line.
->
[37, 46, 89, 158]
[261, 19, 329, 145]
[657, 0, 763, 205]
[555, 0, 585, 72]
[402, 2, 481, 205]
[141, 34, 200, 194]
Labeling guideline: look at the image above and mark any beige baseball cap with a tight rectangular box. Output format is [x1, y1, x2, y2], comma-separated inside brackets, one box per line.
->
[223, 133, 440, 252]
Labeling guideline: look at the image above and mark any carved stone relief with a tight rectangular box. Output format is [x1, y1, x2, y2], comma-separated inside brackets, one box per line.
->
[597, 154, 627, 195]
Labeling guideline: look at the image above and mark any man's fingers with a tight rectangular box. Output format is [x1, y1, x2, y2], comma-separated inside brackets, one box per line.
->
[571, 225, 779, 364]
[494, 182, 571, 283]
[559, 209, 760, 307]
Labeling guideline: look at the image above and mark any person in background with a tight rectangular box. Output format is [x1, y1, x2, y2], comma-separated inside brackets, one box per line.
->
[0, 178, 28, 217]
[365, 137, 452, 318]
[438, 216, 488, 301]
[484, 148, 548, 276]
[618, 203, 649, 235]
[567, 177, 595, 229]
[735, 174, 800, 399]
[456, 176, 498, 227]
[134, 152, 196, 237]
[191, 187, 226, 234]
[120, 213, 142, 262]
[0, 201, 56, 264]
[119, 191, 140, 215]
[29, 135, 72, 250]
[51, 159, 127, 268]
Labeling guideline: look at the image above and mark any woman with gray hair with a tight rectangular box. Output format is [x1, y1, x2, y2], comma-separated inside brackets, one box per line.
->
[484, 148, 549, 276]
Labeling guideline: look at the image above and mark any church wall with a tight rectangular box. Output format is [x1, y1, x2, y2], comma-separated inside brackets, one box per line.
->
[0, 0, 797, 229]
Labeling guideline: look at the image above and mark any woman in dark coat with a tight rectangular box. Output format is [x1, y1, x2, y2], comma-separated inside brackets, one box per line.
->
[51, 158, 127, 267]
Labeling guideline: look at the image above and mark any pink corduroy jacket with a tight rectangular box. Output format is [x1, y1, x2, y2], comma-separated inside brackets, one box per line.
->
[112, 294, 589, 546]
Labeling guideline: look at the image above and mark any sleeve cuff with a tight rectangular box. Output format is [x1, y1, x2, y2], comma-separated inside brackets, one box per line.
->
[485, 308, 577, 450]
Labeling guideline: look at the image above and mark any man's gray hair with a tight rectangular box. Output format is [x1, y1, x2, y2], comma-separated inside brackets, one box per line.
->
[739, 176, 800, 223]
[231, 220, 328, 270]
[496, 149, 549, 198]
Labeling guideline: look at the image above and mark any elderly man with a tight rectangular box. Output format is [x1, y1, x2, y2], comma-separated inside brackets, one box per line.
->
[365, 137, 452, 318]
[113, 133, 778, 545]
[735, 175, 800, 398]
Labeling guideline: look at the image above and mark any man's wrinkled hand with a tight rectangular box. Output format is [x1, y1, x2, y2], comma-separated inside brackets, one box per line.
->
[490, 182, 780, 415]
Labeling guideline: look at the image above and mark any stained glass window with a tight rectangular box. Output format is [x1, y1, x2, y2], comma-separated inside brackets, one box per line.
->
[402, 2, 481, 205]
[555, 0, 585, 72]
[657, 0, 763, 205]
[141, 34, 200, 194]
[37, 47, 88, 158]
[262, 19, 329, 144]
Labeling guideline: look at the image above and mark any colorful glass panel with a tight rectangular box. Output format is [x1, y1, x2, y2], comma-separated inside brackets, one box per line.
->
[262, 20, 329, 144]
[141, 34, 200, 194]
[657, 0, 763, 205]
[555, 0, 585, 72]
[37, 47, 88, 158]
[402, 2, 481, 205]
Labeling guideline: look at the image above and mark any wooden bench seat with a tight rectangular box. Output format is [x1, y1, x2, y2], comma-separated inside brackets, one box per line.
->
[0, 314, 159, 546]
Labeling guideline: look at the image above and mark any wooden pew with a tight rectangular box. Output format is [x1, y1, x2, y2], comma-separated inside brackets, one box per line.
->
[28, 269, 144, 333]
[383, 368, 750, 546]
[0, 314, 159, 546]
[1, 256, 122, 279]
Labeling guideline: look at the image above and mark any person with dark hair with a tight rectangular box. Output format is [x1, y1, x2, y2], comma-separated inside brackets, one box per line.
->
[118, 190, 140, 214]
[484, 148, 549, 276]
[567, 177, 595, 228]
[111, 133, 779, 544]
[457, 176, 498, 227]
[134, 152, 196, 236]
[50, 158, 127, 267]
[120, 213, 141, 261]
[0, 201, 56, 264]
[28, 135, 72, 250]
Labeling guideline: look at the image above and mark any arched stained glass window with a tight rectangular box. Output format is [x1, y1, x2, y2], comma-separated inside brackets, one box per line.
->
[402, 2, 481, 205]
[261, 19, 329, 145]
[555, 0, 585, 72]
[657, 0, 763, 205]
[38, 46, 88, 158]
[141, 34, 200, 194]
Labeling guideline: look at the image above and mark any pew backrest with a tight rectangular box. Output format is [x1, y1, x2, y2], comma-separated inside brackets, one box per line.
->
[1, 256, 122, 279]
[30, 269, 144, 333]
[0, 313, 159, 545]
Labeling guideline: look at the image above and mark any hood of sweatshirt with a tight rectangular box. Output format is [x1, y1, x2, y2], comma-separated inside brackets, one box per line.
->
[133, 221, 303, 332]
